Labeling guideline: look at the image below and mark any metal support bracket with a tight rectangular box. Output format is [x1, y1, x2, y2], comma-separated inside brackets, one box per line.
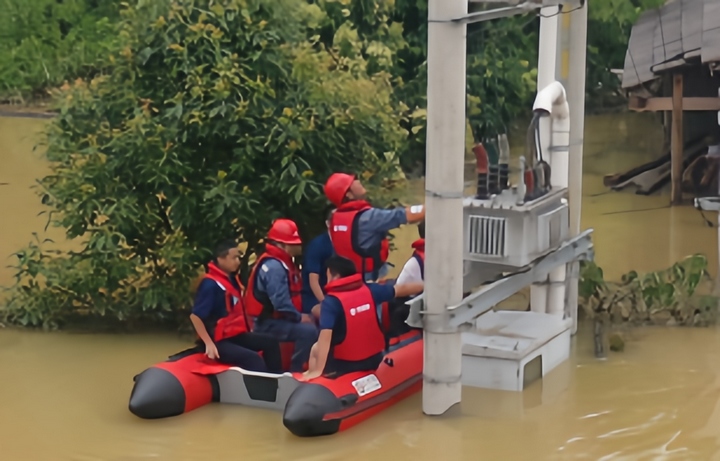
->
[406, 229, 594, 329]
[453, 0, 580, 25]
[695, 197, 720, 212]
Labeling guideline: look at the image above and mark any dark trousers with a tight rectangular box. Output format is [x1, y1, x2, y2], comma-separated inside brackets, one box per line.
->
[253, 319, 318, 372]
[213, 332, 283, 373]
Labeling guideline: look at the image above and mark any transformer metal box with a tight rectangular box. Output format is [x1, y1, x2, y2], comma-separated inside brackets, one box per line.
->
[461, 187, 569, 290]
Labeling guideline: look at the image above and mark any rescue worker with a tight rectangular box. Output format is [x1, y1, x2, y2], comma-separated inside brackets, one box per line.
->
[389, 222, 425, 336]
[245, 218, 318, 372]
[300, 208, 335, 317]
[396, 220, 425, 285]
[189, 240, 283, 373]
[300, 255, 424, 381]
[323, 172, 425, 282]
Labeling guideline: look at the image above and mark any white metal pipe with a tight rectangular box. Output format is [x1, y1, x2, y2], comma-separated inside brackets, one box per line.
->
[565, 1, 588, 334]
[533, 81, 570, 317]
[423, 0, 466, 416]
[533, 81, 571, 188]
[531, 7, 559, 314]
[537, 6, 560, 91]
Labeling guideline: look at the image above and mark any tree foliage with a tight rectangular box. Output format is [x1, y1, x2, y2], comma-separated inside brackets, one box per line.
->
[0, 0, 120, 100]
[3, 0, 407, 329]
[586, 0, 666, 107]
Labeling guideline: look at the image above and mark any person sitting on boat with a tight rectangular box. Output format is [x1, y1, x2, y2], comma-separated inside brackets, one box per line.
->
[396, 220, 425, 285]
[189, 239, 283, 373]
[300, 255, 424, 381]
[245, 218, 318, 372]
[323, 172, 425, 282]
[388, 221, 425, 336]
[300, 208, 335, 319]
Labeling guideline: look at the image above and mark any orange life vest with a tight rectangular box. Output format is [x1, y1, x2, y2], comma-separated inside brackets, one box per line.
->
[244, 244, 303, 319]
[329, 200, 390, 279]
[203, 262, 250, 341]
[325, 274, 386, 362]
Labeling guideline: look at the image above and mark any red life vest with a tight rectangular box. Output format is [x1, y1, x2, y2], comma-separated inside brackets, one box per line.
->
[203, 262, 249, 341]
[325, 274, 386, 362]
[329, 200, 390, 279]
[411, 238, 425, 280]
[245, 244, 303, 319]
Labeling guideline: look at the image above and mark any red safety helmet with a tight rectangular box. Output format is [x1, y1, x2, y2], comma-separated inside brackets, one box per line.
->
[267, 218, 302, 245]
[324, 173, 355, 206]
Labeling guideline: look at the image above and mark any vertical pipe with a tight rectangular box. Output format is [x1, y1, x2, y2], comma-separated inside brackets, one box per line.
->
[564, 1, 588, 332]
[423, 0, 466, 416]
[547, 92, 570, 318]
[532, 5, 560, 314]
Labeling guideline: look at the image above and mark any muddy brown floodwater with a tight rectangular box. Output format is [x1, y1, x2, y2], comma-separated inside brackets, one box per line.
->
[2, 112, 720, 460]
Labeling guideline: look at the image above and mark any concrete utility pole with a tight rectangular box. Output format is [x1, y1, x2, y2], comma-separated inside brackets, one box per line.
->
[564, 1, 589, 335]
[423, 0, 467, 416]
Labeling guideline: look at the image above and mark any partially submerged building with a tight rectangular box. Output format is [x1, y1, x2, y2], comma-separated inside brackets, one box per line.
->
[608, 0, 720, 201]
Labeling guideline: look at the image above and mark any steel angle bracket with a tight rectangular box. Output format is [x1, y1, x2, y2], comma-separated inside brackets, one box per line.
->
[454, 0, 580, 25]
[447, 229, 594, 327]
[695, 197, 720, 212]
[404, 229, 594, 330]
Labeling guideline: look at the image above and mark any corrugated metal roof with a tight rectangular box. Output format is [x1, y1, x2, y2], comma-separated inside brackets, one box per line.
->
[622, 10, 660, 89]
[683, 0, 703, 57]
[702, 0, 720, 62]
[622, 0, 720, 89]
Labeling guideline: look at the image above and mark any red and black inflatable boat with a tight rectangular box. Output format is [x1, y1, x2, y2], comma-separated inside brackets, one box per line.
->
[128, 330, 422, 437]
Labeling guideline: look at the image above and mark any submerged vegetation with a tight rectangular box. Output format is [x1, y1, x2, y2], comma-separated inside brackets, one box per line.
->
[579, 255, 720, 327]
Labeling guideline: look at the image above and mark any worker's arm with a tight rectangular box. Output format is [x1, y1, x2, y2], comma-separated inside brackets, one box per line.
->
[404, 204, 425, 224]
[190, 280, 220, 359]
[258, 260, 302, 323]
[301, 329, 332, 381]
[309, 273, 325, 303]
[394, 281, 424, 299]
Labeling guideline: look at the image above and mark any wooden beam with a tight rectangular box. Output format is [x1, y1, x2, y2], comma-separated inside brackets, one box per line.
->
[628, 96, 720, 112]
[671, 74, 684, 205]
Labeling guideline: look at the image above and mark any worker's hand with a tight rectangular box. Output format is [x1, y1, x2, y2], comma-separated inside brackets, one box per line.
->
[205, 341, 220, 360]
[300, 313, 315, 324]
[311, 304, 321, 319]
[299, 370, 322, 382]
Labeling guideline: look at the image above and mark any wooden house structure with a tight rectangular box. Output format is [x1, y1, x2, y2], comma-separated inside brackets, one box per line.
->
[609, 0, 720, 202]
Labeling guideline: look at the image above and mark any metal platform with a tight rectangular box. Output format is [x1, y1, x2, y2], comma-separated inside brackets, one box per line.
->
[461, 311, 572, 391]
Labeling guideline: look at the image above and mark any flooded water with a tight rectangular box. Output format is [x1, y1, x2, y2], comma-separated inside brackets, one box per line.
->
[2, 111, 720, 459]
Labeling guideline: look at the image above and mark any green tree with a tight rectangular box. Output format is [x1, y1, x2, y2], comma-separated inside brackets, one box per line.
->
[0, 0, 120, 100]
[586, 0, 666, 108]
[3, 0, 407, 329]
[310, 0, 538, 171]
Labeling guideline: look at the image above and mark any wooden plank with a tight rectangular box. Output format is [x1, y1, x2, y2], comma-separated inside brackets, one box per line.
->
[628, 96, 720, 112]
[671, 73, 684, 205]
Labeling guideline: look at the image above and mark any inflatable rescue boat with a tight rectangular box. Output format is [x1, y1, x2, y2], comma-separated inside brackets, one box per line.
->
[128, 330, 422, 437]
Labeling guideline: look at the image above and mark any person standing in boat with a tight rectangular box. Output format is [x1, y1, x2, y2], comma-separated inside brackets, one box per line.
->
[300, 256, 424, 381]
[300, 208, 335, 319]
[245, 218, 318, 372]
[323, 173, 426, 282]
[189, 240, 283, 373]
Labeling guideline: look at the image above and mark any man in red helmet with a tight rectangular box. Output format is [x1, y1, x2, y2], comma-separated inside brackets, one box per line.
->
[245, 219, 318, 372]
[324, 172, 426, 282]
